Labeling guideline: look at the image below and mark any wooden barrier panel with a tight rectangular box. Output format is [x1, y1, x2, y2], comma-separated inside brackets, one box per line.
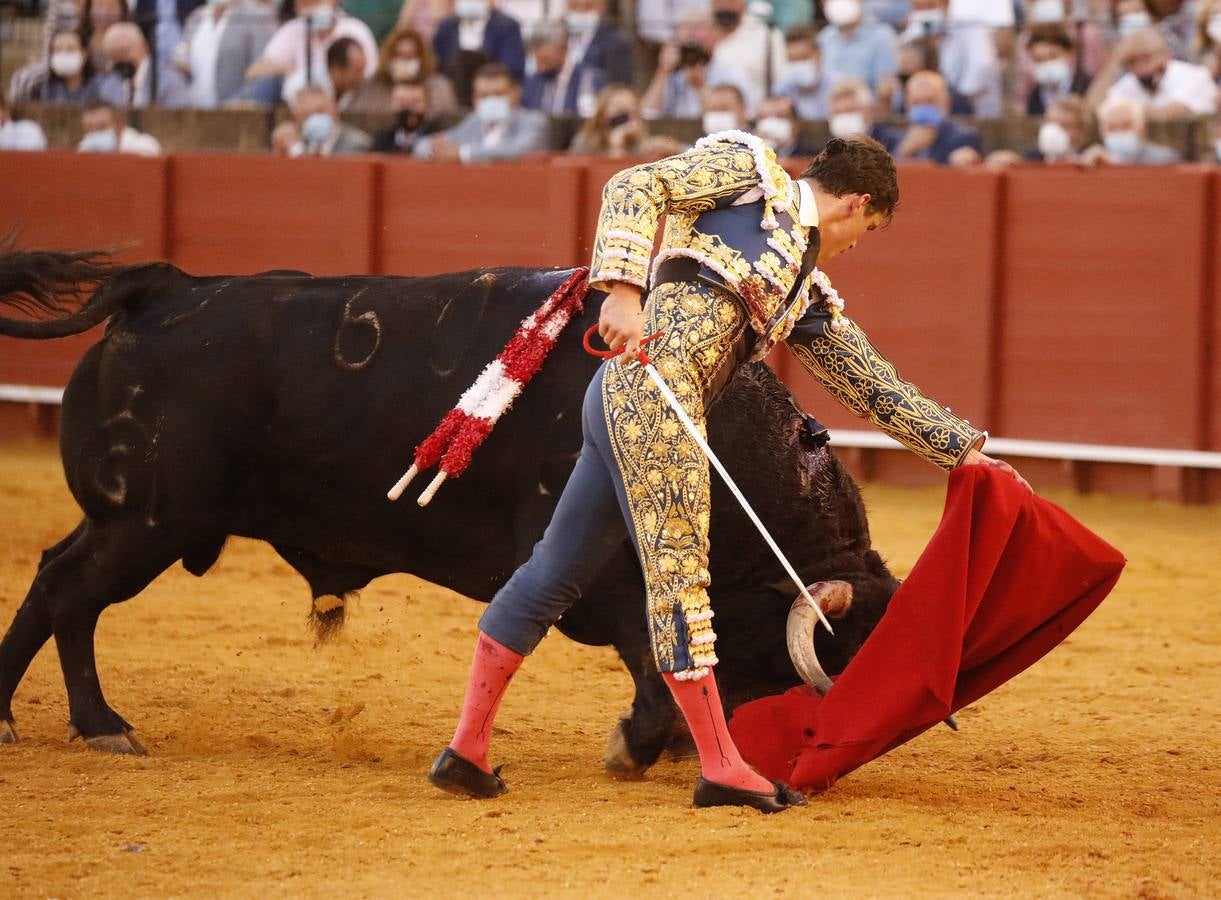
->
[775, 165, 1001, 436]
[999, 166, 1211, 449]
[0, 150, 168, 386]
[1209, 170, 1221, 453]
[377, 159, 585, 275]
[168, 154, 378, 276]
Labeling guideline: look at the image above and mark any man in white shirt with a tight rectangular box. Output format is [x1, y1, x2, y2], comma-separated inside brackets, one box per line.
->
[1089, 27, 1218, 119]
[245, 0, 378, 103]
[176, 0, 276, 109]
[76, 101, 162, 156]
[709, 0, 786, 112]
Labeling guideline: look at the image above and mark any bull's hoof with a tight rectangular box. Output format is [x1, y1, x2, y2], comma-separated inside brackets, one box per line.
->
[603, 718, 649, 779]
[0, 719, 17, 744]
[82, 730, 149, 756]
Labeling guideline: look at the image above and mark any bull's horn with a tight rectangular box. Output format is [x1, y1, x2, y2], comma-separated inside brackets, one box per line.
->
[787, 581, 852, 696]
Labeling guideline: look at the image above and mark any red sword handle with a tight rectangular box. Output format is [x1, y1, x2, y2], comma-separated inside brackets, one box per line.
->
[583, 325, 663, 366]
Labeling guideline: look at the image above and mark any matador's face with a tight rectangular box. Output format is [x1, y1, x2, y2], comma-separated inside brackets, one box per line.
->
[817, 201, 886, 265]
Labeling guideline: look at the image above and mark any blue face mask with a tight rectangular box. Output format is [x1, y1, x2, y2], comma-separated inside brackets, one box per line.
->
[301, 112, 334, 145]
[1103, 130, 1141, 161]
[908, 104, 944, 127]
[475, 94, 511, 124]
[80, 128, 118, 152]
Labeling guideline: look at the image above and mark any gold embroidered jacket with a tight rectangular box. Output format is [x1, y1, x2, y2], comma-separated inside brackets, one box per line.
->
[589, 131, 985, 470]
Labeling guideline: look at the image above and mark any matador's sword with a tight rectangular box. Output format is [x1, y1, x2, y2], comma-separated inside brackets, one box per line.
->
[584, 326, 834, 635]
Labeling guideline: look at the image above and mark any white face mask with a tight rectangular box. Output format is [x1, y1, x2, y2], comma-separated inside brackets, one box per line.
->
[50, 50, 84, 78]
[829, 110, 867, 138]
[785, 59, 819, 88]
[1029, 0, 1065, 23]
[390, 57, 421, 80]
[908, 9, 945, 31]
[307, 4, 335, 30]
[1117, 11, 1151, 38]
[1034, 58, 1071, 86]
[80, 128, 118, 152]
[702, 110, 739, 134]
[755, 115, 794, 148]
[565, 10, 600, 33]
[475, 93, 511, 123]
[1103, 129, 1141, 161]
[455, 0, 489, 20]
[301, 111, 335, 144]
[824, 0, 862, 27]
[1037, 121, 1071, 158]
[1207, 15, 1221, 45]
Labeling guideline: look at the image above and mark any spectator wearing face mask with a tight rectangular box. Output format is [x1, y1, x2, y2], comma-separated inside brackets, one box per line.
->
[884, 69, 983, 164]
[77, 99, 162, 155]
[771, 25, 828, 118]
[521, 21, 571, 112]
[1081, 93, 1182, 163]
[328, 36, 388, 111]
[641, 12, 754, 119]
[1107, 0, 1194, 60]
[1017, 0, 1108, 84]
[899, 0, 1002, 116]
[553, 0, 634, 117]
[824, 76, 897, 144]
[33, 27, 124, 105]
[570, 84, 651, 156]
[375, 27, 458, 115]
[1022, 23, 1092, 115]
[246, 0, 379, 104]
[754, 94, 819, 157]
[175, 0, 276, 109]
[432, 0, 527, 83]
[818, 0, 900, 105]
[103, 22, 193, 107]
[0, 97, 48, 151]
[1088, 26, 1217, 118]
[709, 0, 786, 111]
[986, 93, 1091, 166]
[414, 61, 546, 162]
[290, 83, 373, 155]
[700, 82, 749, 135]
[8, 0, 128, 104]
[372, 80, 442, 152]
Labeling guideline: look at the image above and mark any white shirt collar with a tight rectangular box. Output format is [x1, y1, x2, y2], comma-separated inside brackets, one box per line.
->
[796, 178, 818, 228]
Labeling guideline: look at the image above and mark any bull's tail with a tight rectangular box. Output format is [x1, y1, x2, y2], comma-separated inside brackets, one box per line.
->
[0, 242, 161, 339]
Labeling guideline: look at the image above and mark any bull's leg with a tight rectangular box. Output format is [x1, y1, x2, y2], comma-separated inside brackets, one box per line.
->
[604, 647, 678, 778]
[0, 521, 88, 743]
[41, 520, 180, 753]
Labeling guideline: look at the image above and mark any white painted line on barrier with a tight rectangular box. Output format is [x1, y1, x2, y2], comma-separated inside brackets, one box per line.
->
[828, 430, 1221, 470]
[0, 384, 65, 405]
[3, 384, 1219, 470]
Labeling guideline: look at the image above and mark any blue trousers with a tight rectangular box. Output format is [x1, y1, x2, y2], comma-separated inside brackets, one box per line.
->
[478, 363, 642, 656]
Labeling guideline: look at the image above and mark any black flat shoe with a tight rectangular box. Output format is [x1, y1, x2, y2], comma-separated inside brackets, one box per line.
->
[428, 747, 507, 799]
[692, 778, 806, 813]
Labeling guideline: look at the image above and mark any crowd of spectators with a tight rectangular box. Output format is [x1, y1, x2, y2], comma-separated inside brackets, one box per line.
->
[1, 0, 1218, 164]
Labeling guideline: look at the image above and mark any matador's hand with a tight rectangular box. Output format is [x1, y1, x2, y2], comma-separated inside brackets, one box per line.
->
[962, 448, 1032, 492]
[598, 282, 645, 363]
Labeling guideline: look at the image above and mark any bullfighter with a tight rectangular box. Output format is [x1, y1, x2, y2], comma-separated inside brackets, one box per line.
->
[429, 132, 1027, 811]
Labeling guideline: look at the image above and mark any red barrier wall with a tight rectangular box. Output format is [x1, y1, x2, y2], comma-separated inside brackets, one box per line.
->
[378, 158, 584, 275]
[1, 154, 1218, 473]
[998, 166, 1212, 449]
[0, 150, 168, 386]
[168, 154, 379, 275]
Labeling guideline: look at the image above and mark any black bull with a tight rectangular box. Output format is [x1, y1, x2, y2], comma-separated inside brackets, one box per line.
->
[0, 252, 900, 770]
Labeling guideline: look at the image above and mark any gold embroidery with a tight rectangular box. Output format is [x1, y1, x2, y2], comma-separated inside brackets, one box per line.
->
[601, 281, 749, 673]
[788, 317, 984, 469]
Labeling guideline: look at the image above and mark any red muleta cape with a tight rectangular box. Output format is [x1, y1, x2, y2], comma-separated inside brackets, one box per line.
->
[729, 465, 1126, 792]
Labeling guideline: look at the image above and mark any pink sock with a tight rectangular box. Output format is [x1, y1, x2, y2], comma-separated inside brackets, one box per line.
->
[664, 671, 774, 793]
[449, 632, 524, 773]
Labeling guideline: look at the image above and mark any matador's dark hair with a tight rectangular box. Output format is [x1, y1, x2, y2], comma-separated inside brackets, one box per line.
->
[798, 136, 900, 224]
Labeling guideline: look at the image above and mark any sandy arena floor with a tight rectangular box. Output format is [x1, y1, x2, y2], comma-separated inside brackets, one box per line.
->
[0, 440, 1217, 898]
